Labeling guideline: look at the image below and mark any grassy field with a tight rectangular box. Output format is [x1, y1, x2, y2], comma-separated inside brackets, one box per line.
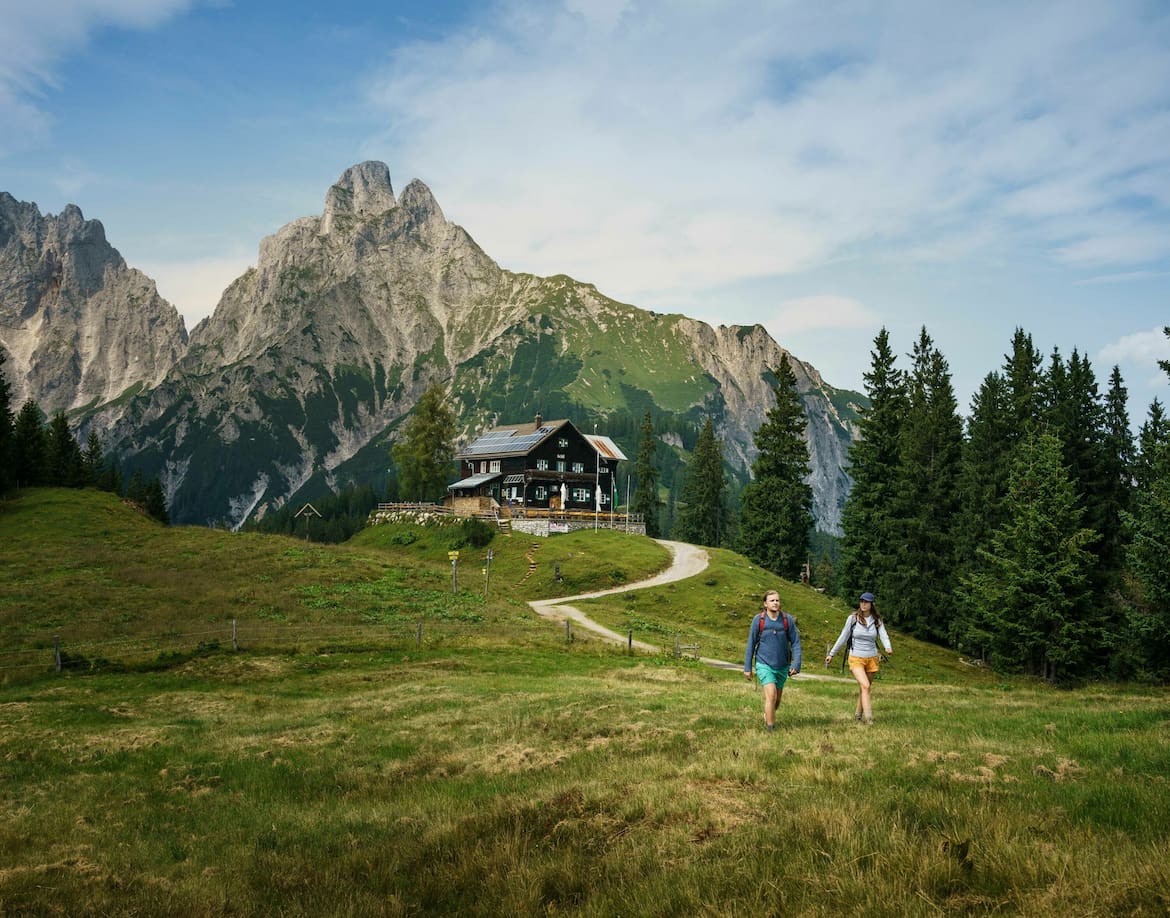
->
[2, 489, 1169, 916]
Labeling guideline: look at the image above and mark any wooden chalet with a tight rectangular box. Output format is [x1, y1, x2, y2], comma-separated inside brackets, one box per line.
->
[449, 414, 627, 516]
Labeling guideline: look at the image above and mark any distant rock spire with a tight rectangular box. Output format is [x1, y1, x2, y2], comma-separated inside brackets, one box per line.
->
[322, 161, 397, 233]
[398, 179, 445, 227]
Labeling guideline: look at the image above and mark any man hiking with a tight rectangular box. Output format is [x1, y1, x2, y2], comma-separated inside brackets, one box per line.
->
[744, 589, 802, 732]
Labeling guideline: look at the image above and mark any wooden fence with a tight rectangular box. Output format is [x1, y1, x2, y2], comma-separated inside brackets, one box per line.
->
[0, 618, 701, 683]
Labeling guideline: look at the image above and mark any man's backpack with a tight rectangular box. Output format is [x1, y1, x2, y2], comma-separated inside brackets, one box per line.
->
[758, 612, 791, 641]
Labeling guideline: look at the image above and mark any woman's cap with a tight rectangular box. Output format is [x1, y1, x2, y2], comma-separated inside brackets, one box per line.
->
[859, 592, 875, 603]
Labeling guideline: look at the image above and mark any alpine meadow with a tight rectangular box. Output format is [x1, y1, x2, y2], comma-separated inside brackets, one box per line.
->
[2, 489, 1169, 917]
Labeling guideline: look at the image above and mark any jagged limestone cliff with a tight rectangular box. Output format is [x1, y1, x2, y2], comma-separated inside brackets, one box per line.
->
[0, 193, 187, 413]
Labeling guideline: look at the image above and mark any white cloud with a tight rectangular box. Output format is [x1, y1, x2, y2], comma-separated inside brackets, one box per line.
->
[139, 253, 252, 330]
[1098, 326, 1170, 366]
[359, 0, 1170, 307]
[763, 295, 878, 335]
[1077, 270, 1170, 286]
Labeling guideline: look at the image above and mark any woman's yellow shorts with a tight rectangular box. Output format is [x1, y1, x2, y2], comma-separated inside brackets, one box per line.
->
[848, 655, 881, 674]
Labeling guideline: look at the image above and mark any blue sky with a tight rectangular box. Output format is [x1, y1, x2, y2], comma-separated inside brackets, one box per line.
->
[3, 0, 1169, 426]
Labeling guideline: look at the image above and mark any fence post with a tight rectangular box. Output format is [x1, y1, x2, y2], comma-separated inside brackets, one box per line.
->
[628, 630, 633, 654]
[232, 619, 238, 652]
[416, 621, 423, 645]
[565, 620, 571, 644]
[54, 635, 61, 672]
[674, 633, 680, 658]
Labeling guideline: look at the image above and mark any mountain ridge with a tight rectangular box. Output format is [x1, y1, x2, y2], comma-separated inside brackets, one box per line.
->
[0, 163, 863, 532]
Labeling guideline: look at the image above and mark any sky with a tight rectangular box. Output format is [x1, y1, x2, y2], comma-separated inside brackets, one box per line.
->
[3, 0, 1169, 427]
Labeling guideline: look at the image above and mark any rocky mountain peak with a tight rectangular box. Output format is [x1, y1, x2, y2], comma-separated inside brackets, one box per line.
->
[398, 179, 445, 227]
[0, 195, 187, 414]
[321, 161, 397, 233]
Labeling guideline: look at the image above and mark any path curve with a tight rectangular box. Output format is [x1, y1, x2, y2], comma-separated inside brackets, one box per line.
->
[528, 539, 851, 682]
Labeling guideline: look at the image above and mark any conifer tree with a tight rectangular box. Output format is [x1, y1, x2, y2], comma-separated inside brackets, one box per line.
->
[82, 431, 107, 488]
[0, 348, 14, 495]
[840, 328, 907, 600]
[13, 400, 48, 488]
[1122, 338, 1170, 678]
[673, 416, 727, 547]
[959, 328, 1048, 556]
[46, 411, 85, 487]
[956, 372, 1014, 577]
[1098, 365, 1134, 583]
[1124, 437, 1170, 665]
[1004, 327, 1045, 433]
[1135, 399, 1168, 492]
[143, 477, 170, 524]
[884, 327, 964, 641]
[631, 411, 662, 537]
[738, 360, 813, 579]
[957, 431, 1098, 681]
[126, 468, 148, 506]
[391, 382, 457, 502]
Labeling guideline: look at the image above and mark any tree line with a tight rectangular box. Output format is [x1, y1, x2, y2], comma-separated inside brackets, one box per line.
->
[638, 325, 1170, 683]
[0, 349, 169, 523]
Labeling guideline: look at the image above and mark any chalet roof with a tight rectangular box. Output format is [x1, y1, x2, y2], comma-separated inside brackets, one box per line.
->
[456, 418, 571, 459]
[584, 434, 628, 461]
[447, 472, 502, 491]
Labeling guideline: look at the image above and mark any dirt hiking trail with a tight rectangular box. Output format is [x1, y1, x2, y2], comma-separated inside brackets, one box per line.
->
[528, 539, 851, 682]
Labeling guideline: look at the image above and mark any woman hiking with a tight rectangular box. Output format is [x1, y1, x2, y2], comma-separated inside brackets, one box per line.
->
[826, 591, 893, 725]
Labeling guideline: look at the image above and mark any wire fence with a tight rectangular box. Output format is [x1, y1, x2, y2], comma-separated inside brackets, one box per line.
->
[0, 616, 693, 684]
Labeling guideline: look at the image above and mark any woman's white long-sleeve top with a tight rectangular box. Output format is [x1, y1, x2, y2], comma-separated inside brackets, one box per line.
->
[828, 615, 892, 659]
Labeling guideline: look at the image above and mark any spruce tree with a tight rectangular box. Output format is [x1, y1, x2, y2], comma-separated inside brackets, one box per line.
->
[143, 477, 170, 524]
[1004, 327, 1045, 433]
[82, 431, 107, 488]
[1135, 399, 1168, 492]
[0, 348, 14, 495]
[631, 411, 662, 537]
[840, 328, 908, 600]
[673, 417, 727, 547]
[957, 431, 1098, 681]
[1122, 339, 1170, 678]
[1045, 350, 1120, 602]
[738, 359, 814, 579]
[391, 382, 457, 502]
[46, 411, 85, 487]
[1098, 365, 1134, 584]
[13, 400, 48, 488]
[884, 327, 964, 641]
[956, 372, 1014, 577]
[1121, 435, 1170, 680]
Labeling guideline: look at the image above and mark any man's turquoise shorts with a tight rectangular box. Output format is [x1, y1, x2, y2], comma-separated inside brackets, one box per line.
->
[755, 662, 789, 688]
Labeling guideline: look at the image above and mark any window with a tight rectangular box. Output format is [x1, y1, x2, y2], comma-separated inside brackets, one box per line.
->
[479, 461, 486, 474]
[556, 460, 565, 472]
[535, 486, 547, 500]
[489, 460, 500, 473]
[571, 462, 584, 473]
[572, 488, 591, 503]
[536, 459, 549, 471]
[558, 438, 569, 448]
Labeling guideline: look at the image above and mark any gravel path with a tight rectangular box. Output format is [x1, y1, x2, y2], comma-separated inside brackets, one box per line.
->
[528, 538, 852, 682]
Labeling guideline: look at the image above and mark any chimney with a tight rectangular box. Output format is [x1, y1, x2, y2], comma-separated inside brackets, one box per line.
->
[534, 413, 543, 428]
